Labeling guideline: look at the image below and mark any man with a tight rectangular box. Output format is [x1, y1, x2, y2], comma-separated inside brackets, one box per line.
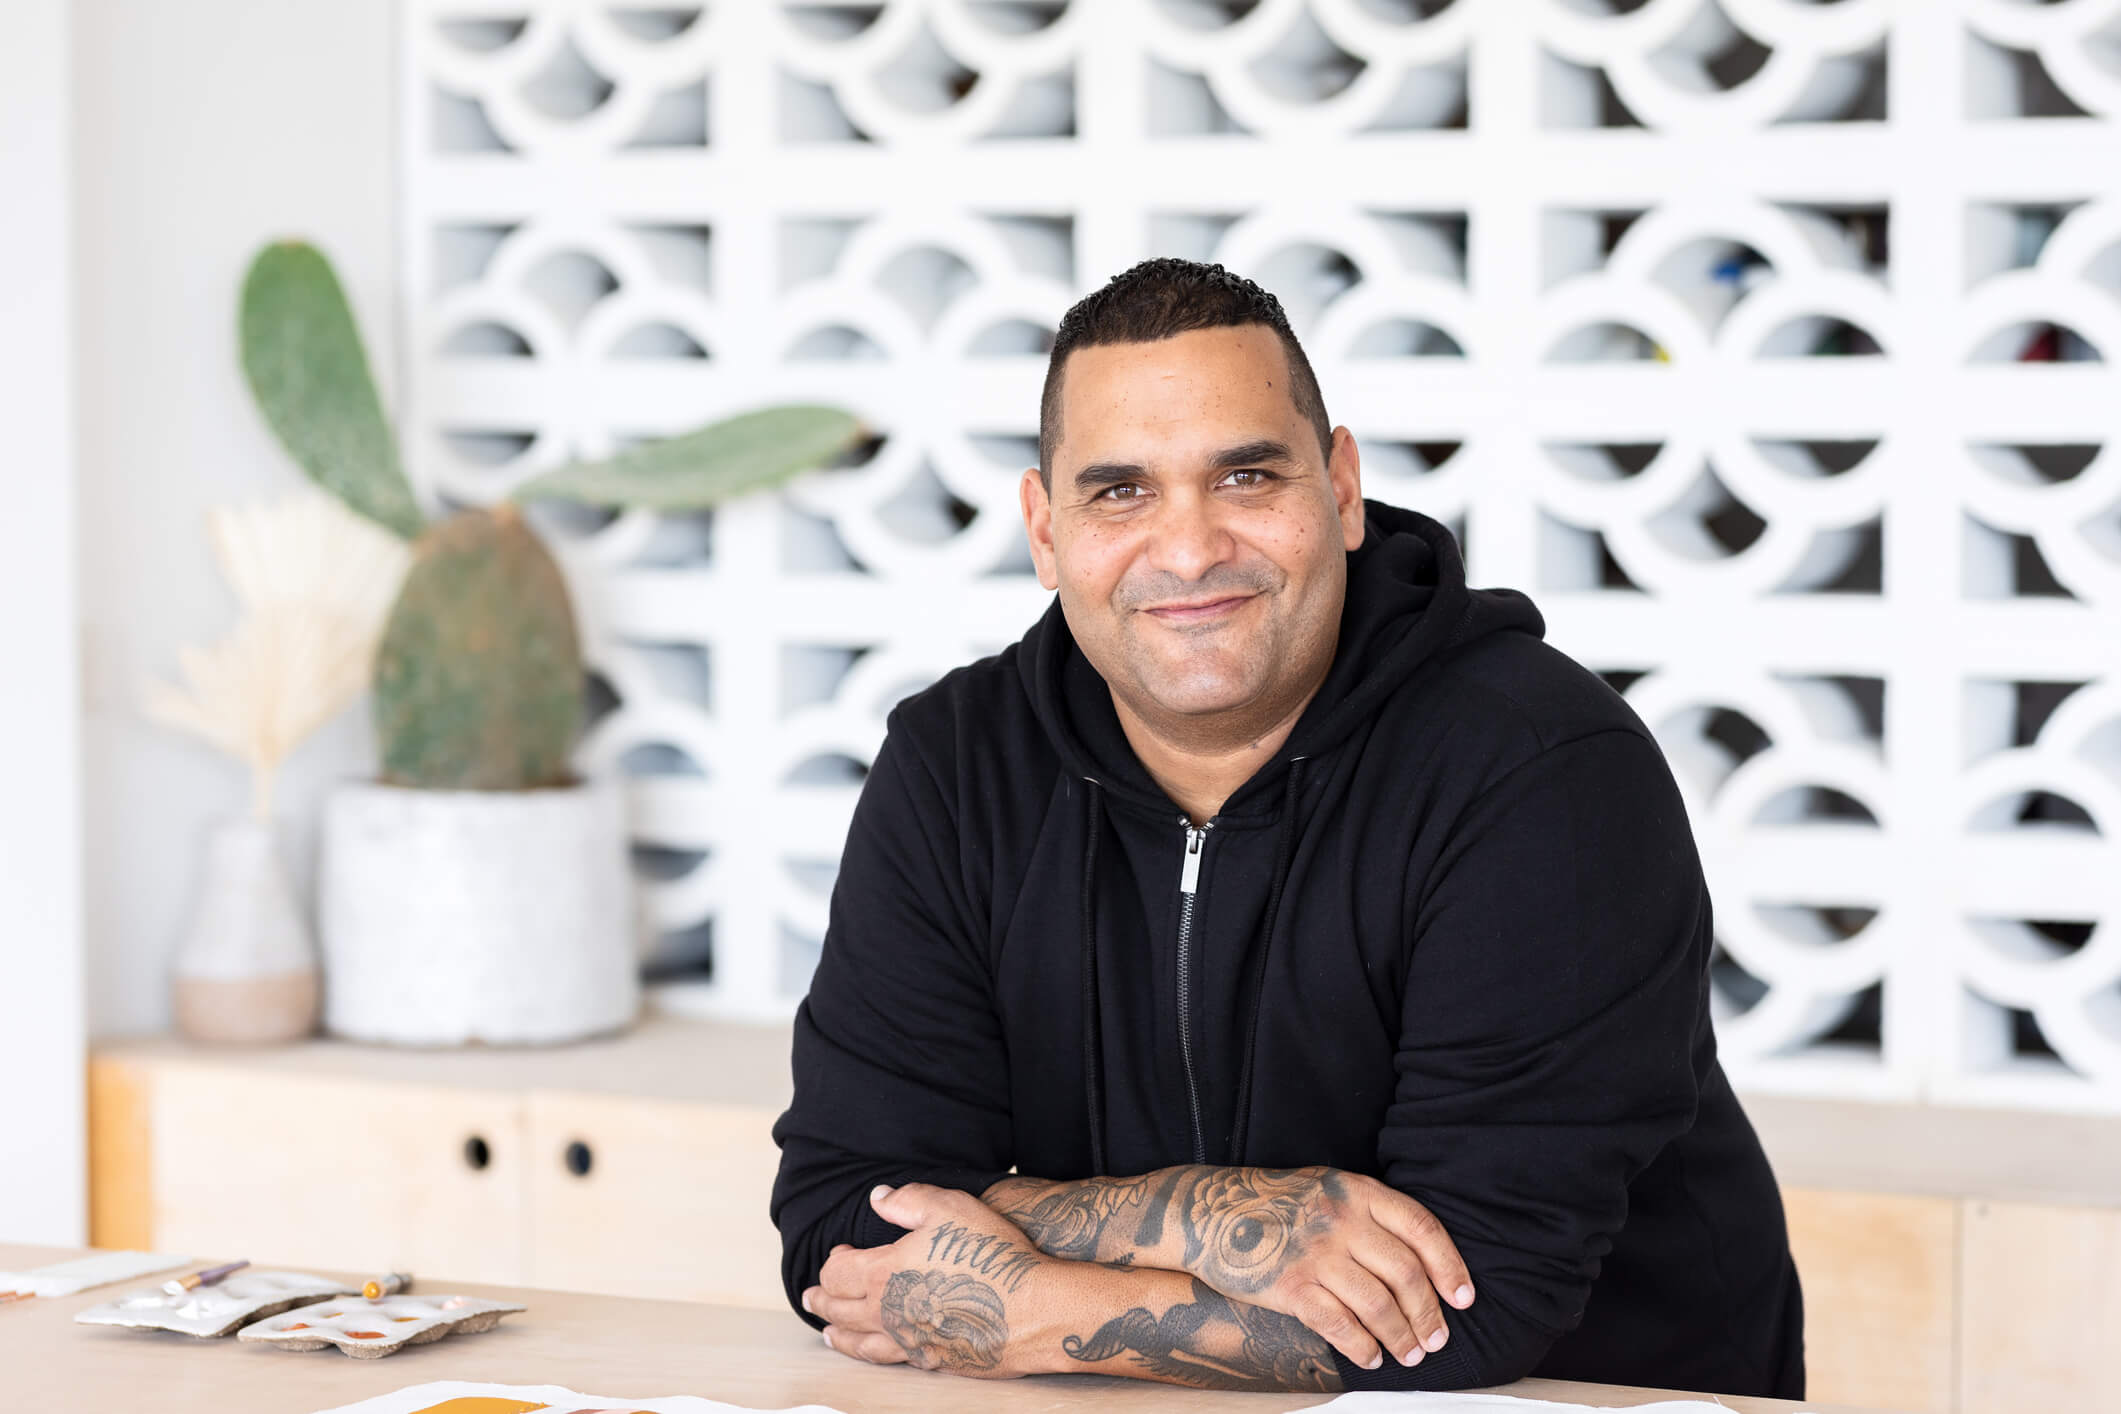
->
[769, 258, 1804, 1395]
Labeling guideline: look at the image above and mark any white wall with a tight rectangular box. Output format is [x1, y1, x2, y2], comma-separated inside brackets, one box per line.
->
[0, 0, 86, 1245]
[75, 0, 398, 1037]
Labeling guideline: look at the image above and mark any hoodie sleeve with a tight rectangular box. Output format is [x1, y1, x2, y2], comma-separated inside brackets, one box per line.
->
[1335, 725, 1712, 1390]
[768, 710, 1016, 1328]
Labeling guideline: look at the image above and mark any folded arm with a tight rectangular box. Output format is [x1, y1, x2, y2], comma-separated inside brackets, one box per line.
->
[807, 1180, 1343, 1392]
[1323, 726, 1716, 1390]
[768, 718, 1017, 1320]
[984, 1163, 1475, 1371]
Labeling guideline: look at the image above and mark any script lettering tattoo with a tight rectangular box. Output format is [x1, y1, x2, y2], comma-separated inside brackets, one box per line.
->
[1060, 1276, 1340, 1392]
[988, 1165, 1342, 1295]
[878, 1269, 1009, 1372]
[926, 1219, 1042, 1294]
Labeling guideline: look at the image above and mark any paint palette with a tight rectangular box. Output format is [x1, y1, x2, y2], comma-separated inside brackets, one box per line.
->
[73, 1269, 355, 1338]
[239, 1292, 526, 1358]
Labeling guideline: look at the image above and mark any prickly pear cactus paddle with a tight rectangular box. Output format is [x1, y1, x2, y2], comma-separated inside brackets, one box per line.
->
[372, 505, 583, 790]
[239, 241, 425, 541]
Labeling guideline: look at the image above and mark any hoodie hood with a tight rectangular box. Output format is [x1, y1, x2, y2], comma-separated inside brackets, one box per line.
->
[1019, 498, 1546, 815]
[1018, 498, 1547, 1175]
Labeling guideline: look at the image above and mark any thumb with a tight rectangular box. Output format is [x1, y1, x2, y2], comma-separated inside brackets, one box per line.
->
[870, 1180, 938, 1229]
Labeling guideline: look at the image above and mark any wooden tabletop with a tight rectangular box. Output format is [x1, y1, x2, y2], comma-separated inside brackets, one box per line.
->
[7, 1244, 1902, 1412]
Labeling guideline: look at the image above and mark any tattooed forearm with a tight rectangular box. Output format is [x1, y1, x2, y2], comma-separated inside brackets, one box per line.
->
[926, 1219, 1042, 1294]
[984, 1172, 1164, 1259]
[985, 1165, 1343, 1295]
[879, 1270, 1009, 1372]
[1060, 1276, 1341, 1392]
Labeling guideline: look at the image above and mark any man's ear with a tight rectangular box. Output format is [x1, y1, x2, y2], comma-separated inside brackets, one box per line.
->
[1329, 425, 1365, 552]
[1021, 466, 1060, 591]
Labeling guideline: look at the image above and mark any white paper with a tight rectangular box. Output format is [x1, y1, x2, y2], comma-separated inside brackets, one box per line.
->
[312, 1382, 848, 1414]
[315, 1382, 1819, 1414]
[0, 1249, 191, 1298]
[1306, 1394, 1815, 1412]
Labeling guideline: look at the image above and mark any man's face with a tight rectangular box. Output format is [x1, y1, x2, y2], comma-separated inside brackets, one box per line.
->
[1021, 324, 1365, 734]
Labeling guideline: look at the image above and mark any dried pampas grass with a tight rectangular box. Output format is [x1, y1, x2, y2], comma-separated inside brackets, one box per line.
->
[144, 490, 412, 819]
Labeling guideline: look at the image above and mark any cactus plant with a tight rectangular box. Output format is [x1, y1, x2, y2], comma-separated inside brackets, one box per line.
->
[372, 503, 583, 790]
[239, 237, 864, 790]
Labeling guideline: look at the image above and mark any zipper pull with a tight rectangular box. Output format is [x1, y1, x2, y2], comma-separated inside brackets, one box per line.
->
[1179, 825, 1206, 895]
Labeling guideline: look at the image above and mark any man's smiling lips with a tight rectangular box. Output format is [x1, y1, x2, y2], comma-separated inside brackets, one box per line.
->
[1140, 593, 1256, 625]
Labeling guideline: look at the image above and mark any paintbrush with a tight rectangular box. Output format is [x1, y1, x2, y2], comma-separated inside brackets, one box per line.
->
[162, 1259, 249, 1296]
[362, 1271, 412, 1300]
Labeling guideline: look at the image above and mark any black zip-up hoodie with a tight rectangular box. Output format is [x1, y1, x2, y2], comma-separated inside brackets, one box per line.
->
[769, 500, 1805, 1396]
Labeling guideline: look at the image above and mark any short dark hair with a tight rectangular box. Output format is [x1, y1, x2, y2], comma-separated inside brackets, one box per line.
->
[1038, 258, 1333, 487]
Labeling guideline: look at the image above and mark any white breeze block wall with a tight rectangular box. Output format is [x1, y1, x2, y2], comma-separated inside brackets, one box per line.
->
[398, 0, 2121, 1113]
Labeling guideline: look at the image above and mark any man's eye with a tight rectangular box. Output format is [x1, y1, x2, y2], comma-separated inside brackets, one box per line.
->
[1097, 484, 1143, 501]
[1226, 468, 1277, 487]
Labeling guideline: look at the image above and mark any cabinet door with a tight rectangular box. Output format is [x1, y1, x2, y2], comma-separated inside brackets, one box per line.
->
[1960, 1199, 2121, 1414]
[526, 1092, 786, 1310]
[1781, 1185, 1958, 1414]
[150, 1063, 527, 1284]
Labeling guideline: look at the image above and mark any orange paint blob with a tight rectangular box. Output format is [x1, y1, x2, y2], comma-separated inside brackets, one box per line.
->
[392, 1314, 420, 1322]
[406, 1401, 550, 1414]
[344, 1329, 386, 1339]
[281, 1322, 309, 1331]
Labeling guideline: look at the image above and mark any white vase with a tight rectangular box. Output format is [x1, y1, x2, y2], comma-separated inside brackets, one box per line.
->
[318, 777, 639, 1045]
[171, 818, 320, 1044]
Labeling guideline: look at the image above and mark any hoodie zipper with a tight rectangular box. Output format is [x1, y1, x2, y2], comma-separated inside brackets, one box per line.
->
[1176, 816, 1214, 1165]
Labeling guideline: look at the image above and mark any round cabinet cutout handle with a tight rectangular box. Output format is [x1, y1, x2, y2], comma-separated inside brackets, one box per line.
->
[564, 1139, 594, 1178]
[463, 1135, 492, 1171]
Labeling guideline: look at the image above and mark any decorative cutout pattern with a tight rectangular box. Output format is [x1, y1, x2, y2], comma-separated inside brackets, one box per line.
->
[402, 2, 2121, 1111]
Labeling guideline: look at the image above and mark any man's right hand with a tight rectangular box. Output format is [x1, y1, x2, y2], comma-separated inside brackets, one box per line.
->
[987, 1164, 1474, 1372]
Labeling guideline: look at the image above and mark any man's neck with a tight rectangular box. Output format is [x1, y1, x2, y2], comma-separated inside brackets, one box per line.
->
[1109, 685, 1321, 826]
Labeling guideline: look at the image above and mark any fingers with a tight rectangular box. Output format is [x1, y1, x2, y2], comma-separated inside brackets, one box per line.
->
[804, 1286, 883, 1331]
[1351, 1229, 1449, 1361]
[1289, 1281, 1385, 1371]
[822, 1324, 910, 1365]
[1322, 1258, 1426, 1368]
[1372, 1188, 1475, 1310]
[818, 1245, 870, 1299]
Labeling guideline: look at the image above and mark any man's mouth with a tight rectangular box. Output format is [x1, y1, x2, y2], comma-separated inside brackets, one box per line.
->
[1143, 594, 1254, 624]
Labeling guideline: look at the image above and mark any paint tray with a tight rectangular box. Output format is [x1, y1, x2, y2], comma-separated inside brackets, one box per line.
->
[74, 1269, 356, 1338]
[238, 1292, 526, 1357]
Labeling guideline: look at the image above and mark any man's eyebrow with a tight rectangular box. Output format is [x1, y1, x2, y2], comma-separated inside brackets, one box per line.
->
[1069, 438, 1302, 493]
[1206, 437, 1302, 471]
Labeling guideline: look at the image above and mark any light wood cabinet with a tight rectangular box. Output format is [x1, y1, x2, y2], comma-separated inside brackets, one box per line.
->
[147, 1063, 527, 1286]
[1958, 1199, 2121, 1414]
[89, 1023, 2121, 1410]
[526, 1092, 785, 1308]
[89, 1017, 796, 1310]
[1781, 1188, 1958, 1414]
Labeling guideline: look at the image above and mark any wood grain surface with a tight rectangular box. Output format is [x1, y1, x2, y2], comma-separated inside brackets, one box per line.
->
[4, 1243, 1906, 1413]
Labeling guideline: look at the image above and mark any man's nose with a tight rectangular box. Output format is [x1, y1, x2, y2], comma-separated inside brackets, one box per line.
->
[1146, 488, 1235, 582]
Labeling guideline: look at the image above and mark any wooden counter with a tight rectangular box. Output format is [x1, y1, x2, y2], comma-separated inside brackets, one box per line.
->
[3, 1243, 1900, 1412]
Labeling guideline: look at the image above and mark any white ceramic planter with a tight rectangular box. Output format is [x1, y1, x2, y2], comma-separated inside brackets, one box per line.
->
[319, 777, 639, 1045]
